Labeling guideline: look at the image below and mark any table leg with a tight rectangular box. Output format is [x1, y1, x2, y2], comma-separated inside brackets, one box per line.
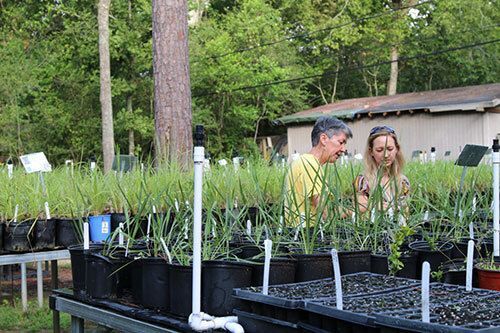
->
[37, 261, 43, 308]
[71, 316, 84, 333]
[21, 263, 27, 312]
[51, 261, 60, 333]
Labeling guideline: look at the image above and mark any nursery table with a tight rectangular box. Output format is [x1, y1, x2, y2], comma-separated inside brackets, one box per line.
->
[0, 250, 70, 312]
[50, 289, 194, 333]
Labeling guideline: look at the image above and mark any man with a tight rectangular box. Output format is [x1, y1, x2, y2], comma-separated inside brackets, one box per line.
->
[285, 116, 352, 226]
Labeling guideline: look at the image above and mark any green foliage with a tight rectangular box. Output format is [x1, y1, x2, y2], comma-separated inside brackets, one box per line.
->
[0, 299, 70, 331]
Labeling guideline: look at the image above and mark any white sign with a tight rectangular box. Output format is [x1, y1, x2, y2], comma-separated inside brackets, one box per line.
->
[19, 152, 52, 173]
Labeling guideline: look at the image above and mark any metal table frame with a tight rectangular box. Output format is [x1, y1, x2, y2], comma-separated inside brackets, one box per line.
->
[51, 294, 181, 333]
[0, 250, 70, 329]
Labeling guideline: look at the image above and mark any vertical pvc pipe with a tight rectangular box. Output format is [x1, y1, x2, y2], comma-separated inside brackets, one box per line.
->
[21, 263, 27, 312]
[83, 222, 90, 250]
[466, 240, 474, 292]
[262, 239, 272, 295]
[493, 139, 500, 257]
[421, 262, 430, 323]
[37, 261, 43, 308]
[469, 222, 474, 240]
[45, 202, 51, 220]
[192, 127, 205, 316]
[330, 249, 343, 310]
[118, 223, 124, 246]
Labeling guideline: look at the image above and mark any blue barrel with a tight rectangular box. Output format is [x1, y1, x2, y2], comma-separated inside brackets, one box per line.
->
[88, 214, 111, 242]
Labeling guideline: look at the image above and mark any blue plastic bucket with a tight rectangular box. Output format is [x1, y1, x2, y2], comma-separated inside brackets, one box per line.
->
[88, 214, 111, 242]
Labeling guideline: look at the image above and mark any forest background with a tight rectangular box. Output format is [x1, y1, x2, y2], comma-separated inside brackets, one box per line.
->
[0, 0, 498, 163]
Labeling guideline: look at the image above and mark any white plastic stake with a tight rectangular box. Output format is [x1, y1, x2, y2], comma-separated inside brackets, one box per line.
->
[370, 209, 376, 223]
[184, 218, 189, 239]
[118, 223, 124, 246]
[175, 199, 180, 212]
[212, 219, 217, 238]
[319, 224, 324, 241]
[421, 261, 430, 323]
[262, 239, 273, 295]
[146, 214, 151, 242]
[83, 222, 90, 250]
[90, 161, 96, 172]
[160, 238, 172, 264]
[466, 240, 474, 292]
[330, 249, 343, 310]
[246, 220, 252, 236]
[351, 212, 356, 224]
[472, 196, 477, 214]
[141, 163, 144, 172]
[469, 222, 474, 240]
[278, 215, 283, 234]
[7, 164, 13, 179]
[424, 210, 429, 221]
[14, 204, 19, 223]
[152, 205, 157, 214]
[44, 202, 51, 220]
[232, 157, 240, 171]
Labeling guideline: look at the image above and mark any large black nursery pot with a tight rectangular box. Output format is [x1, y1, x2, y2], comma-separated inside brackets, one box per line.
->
[33, 218, 56, 250]
[85, 251, 117, 299]
[68, 243, 104, 297]
[139, 257, 170, 311]
[338, 250, 371, 275]
[201, 260, 253, 316]
[130, 256, 145, 304]
[232, 241, 262, 259]
[370, 253, 389, 275]
[251, 257, 297, 286]
[441, 259, 479, 286]
[168, 263, 193, 317]
[3, 220, 34, 252]
[56, 218, 80, 248]
[109, 249, 133, 298]
[395, 252, 418, 279]
[292, 252, 332, 282]
[409, 240, 453, 279]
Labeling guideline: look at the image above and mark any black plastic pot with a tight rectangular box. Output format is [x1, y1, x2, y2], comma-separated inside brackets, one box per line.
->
[168, 263, 193, 317]
[140, 257, 170, 311]
[441, 259, 466, 285]
[68, 244, 104, 297]
[85, 251, 117, 299]
[110, 250, 133, 298]
[130, 257, 144, 304]
[370, 254, 389, 275]
[451, 238, 479, 259]
[55, 218, 80, 248]
[409, 240, 453, 278]
[201, 260, 253, 316]
[251, 257, 297, 286]
[3, 220, 34, 252]
[338, 250, 371, 275]
[33, 219, 56, 250]
[110, 213, 126, 233]
[395, 252, 418, 279]
[232, 242, 262, 259]
[292, 253, 332, 282]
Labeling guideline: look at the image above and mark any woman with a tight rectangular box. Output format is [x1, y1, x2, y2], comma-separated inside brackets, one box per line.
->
[354, 125, 410, 214]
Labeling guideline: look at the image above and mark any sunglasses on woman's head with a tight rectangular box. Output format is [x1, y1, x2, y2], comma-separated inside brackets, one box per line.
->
[369, 125, 395, 136]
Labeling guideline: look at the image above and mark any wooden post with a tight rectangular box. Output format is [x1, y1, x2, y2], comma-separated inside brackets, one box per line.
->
[37, 261, 43, 308]
[21, 263, 27, 312]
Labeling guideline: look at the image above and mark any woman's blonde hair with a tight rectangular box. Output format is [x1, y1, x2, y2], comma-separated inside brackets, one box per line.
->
[363, 129, 405, 189]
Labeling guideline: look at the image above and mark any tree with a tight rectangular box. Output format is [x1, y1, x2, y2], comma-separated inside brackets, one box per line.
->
[152, 0, 193, 168]
[98, 0, 115, 172]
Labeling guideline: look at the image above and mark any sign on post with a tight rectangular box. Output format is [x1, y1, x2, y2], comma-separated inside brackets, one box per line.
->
[19, 152, 52, 173]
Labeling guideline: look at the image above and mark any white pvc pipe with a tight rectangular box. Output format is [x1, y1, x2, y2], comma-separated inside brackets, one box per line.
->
[21, 262, 27, 312]
[45, 202, 51, 220]
[331, 249, 343, 310]
[493, 146, 499, 257]
[7, 164, 13, 179]
[469, 222, 474, 240]
[37, 261, 43, 308]
[118, 223, 124, 246]
[421, 261, 430, 323]
[466, 240, 474, 292]
[262, 239, 272, 295]
[246, 220, 252, 237]
[189, 314, 243, 332]
[83, 222, 90, 250]
[192, 145, 204, 316]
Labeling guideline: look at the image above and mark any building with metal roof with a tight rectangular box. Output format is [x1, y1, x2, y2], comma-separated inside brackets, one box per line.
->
[275, 83, 500, 160]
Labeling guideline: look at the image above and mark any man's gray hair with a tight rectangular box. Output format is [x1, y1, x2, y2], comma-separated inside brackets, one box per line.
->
[311, 116, 353, 147]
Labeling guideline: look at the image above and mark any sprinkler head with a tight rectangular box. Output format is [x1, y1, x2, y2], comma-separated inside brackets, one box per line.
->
[194, 125, 204, 147]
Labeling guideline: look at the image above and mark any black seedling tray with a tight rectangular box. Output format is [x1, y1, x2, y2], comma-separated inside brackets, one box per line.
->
[234, 309, 301, 333]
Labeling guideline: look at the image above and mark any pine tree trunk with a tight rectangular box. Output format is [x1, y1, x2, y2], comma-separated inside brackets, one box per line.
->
[152, 0, 193, 168]
[127, 95, 135, 155]
[98, 0, 115, 172]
